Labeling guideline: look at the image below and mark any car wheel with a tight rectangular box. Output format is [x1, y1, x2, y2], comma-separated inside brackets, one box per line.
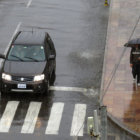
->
[1, 90, 7, 97]
[43, 80, 50, 95]
[47, 80, 50, 92]
[52, 69, 56, 78]
[50, 69, 56, 85]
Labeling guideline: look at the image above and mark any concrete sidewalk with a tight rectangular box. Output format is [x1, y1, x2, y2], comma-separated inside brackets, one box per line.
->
[101, 0, 140, 137]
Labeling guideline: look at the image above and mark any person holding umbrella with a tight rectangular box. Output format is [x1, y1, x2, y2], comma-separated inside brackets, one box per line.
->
[130, 44, 140, 85]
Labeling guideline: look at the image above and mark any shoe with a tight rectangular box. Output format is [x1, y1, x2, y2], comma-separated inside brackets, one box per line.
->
[137, 83, 140, 86]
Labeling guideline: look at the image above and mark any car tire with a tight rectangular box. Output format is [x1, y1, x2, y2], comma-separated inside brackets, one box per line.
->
[1, 90, 7, 97]
[43, 80, 50, 95]
[50, 69, 56, 85]
[52, 69, 56, 78]
[47, 80, 50, 93]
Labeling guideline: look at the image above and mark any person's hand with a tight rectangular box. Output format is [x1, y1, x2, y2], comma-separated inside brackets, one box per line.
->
[138, 57, 140, 60]
[130, 64, 133, 67]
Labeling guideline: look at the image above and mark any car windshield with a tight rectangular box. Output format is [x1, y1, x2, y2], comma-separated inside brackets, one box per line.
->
[7, 45, 46, 62]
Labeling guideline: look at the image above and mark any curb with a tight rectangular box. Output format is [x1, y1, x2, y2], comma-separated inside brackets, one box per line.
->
[99, 0, 113, 104]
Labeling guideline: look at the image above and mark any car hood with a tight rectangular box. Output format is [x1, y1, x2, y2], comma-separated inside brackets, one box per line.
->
[3, 61, 46, 76]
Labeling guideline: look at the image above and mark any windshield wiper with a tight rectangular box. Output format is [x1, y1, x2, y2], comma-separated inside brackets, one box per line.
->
[24, 56, 39, 62]
[10, 55, 24, 61]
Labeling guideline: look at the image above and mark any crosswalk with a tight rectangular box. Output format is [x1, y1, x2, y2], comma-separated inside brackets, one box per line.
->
[0, 101, 87, 136]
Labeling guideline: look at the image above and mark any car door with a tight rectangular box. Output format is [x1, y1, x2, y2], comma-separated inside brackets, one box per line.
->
[46, 41, 54, 77]
[43, 40, 50, 79]
[47, 34, 56, 57]
[47, 35, 56, 74]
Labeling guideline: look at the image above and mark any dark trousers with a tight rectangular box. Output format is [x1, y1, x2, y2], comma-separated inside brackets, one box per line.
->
[132, 63, 140, 83]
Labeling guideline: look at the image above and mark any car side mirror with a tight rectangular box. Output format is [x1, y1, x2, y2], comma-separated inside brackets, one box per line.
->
[0, 54, 5, 59]
[49, 55, 55, 60]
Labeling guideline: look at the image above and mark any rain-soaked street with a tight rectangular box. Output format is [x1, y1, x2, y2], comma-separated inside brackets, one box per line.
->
[0, 0, 109, 140]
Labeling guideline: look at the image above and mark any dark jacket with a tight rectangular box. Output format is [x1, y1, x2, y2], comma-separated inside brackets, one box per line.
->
[130, 47, 140, 64]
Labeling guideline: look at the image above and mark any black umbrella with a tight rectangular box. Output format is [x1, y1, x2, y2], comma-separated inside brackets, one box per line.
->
[124, 38, 140, 47]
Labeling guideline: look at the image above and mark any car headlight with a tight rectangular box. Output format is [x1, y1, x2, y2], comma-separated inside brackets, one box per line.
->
[2, 73, 12, 81]
[34, 74, 45, 82]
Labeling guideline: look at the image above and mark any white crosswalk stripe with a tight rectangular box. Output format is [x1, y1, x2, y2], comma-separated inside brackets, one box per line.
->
[70, 104, 87, 136]
[0, 101, 19, 132]
[45, 102, 64, 135]
[21, 102, 42, 134]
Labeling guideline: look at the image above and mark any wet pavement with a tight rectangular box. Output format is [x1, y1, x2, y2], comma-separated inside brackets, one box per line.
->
[0, 0, 109, 140]
[0, 90, 98, 139]
[101, 0, 140, 138]
[0, 0, 108, 88]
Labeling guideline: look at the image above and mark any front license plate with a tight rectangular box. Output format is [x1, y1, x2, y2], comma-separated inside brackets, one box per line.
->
[17, 84, 26, 89]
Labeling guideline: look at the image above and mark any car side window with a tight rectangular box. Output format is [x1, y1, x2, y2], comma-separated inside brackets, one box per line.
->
[47, 36, 55, 55]
[45, 42, 50, 59]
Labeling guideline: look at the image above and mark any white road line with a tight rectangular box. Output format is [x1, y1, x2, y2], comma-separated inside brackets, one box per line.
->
[0, 101, 19, 132]
[49, 86, 87, 92]
[70, 104, 87, 136]
[26, 0, 32, 8]
[4, 22, 21, 54]
[21, 102, 41, 134]
[45, 102, 64, 135]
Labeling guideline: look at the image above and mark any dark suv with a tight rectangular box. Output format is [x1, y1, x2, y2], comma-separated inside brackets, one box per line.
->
[0, 31, 56, 95]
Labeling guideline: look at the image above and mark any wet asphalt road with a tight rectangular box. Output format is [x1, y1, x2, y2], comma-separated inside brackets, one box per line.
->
[0, 0, 109, 140]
